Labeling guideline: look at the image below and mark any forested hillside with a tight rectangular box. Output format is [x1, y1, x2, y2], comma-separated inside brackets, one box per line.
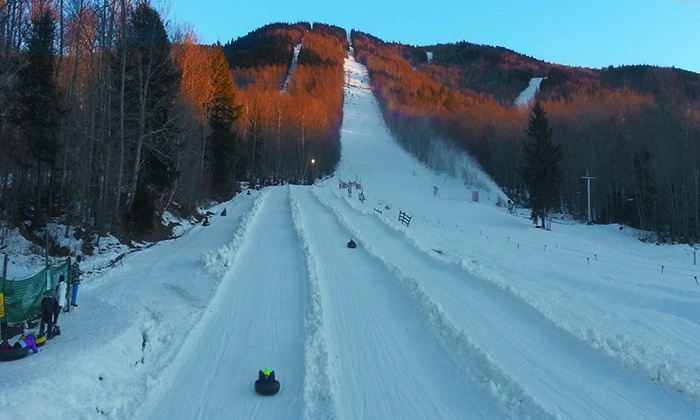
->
[1, 3, 699, 247]
[222, 22, 346, 184]
[351, 30, 700, 243]
[0, 5, 345, 249]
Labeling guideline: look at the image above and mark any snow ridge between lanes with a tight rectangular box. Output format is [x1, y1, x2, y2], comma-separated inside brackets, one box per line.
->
[202, 190, 269, 275]
[289, 187, 338, 419]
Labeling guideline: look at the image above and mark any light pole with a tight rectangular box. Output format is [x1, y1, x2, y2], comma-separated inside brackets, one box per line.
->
[310, 158, 316, 184]
[581, 171, 595, 223]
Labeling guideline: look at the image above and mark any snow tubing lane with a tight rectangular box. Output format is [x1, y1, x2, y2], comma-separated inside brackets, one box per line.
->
[0, 347, 30, 362]
[255, 380, 280, 395]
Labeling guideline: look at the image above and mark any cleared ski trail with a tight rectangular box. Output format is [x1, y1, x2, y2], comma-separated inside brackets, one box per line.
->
[291, 186, 508, 419]
[138, 189, 308, 419]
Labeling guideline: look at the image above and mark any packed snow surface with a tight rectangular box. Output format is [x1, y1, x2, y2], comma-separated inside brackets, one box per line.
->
[1, 54, 699, 420]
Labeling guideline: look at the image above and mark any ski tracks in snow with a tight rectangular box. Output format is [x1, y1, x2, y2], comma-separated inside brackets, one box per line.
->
[140, 189, 309, 419]
[137, 183, 694, 419]
[289, 187, 337, 419]
[313, 185, 695, 418]
[291, 186, 513, 419]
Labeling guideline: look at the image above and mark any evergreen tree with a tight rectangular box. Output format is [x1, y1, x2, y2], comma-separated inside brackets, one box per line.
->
[10, 11, 62, 224]
[632, 148, 659, 232]
[519, 101, 562, 228]
[207, 44, 240, 199]
[122, 3, 181, 232]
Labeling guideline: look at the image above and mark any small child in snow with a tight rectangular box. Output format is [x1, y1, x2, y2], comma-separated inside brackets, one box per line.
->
[14, 334, 40, 354]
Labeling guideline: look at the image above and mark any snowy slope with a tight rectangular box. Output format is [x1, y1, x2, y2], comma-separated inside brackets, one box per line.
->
[515, 77, 544, 106]
[1, 52, 699, 420]
[282, 41, 303, 92]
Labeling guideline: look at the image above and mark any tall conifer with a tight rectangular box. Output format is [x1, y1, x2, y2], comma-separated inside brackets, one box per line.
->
[207, 43, 240, 199]
[520, 101, 563, 229]
[11, 11, 62, 224]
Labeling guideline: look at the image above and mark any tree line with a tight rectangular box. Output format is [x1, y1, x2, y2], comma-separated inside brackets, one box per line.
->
[0, 0, 242, 246]
[223, 22, 345, 185]
[351, 30, 700, 244]
[0, 9, 347, 248]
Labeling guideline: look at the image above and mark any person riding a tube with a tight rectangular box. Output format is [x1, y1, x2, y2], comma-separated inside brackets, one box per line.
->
[258, 367, 275, 382]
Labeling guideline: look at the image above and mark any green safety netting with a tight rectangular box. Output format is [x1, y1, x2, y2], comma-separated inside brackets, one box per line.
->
[1, 259, 72, 323]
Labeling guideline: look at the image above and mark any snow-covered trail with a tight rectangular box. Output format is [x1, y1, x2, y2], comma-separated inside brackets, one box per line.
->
[323, 53, 696, 418]
[316, 185, 691, 418]
[515, 77, 545, 106]
[291, 186, 507, 419]
[138, 189, 309, 419]
[282, 41, 303, 92]
[137, 184, 514, 419]
[0, 196, 258, 419]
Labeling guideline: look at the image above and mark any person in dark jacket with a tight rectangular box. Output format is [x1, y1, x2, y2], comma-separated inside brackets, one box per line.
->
[39, 294, 57, 338]
[70, 256, 83, 307]
[258, 367, 275, 382]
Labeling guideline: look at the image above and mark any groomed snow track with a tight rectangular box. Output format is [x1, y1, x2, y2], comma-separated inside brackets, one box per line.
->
[313, 184, 690, 418]
[134, 50, 698, 420]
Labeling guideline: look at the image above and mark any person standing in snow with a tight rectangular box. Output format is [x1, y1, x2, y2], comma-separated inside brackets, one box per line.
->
[52, 275, 67, 337]
[70, 256, 82, 307]
[39, 293, 57, 338]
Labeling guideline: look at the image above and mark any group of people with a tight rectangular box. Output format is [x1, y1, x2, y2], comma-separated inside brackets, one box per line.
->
[202, 208, 228, 227]
[38, 256, 82, 340]
[0, 256, 83, 356]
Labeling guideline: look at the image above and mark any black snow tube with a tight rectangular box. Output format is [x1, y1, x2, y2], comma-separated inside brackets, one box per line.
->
[255, 379, 280, 395]
[0, 347, 29, 362]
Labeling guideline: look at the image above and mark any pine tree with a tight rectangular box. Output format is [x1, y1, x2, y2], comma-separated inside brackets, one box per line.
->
[10, 11, 63, 224]
[520, 101, 563, 229]
[207, 43, 240, 199]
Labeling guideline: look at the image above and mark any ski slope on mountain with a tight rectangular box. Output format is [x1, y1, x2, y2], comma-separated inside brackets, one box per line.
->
[2, 51, 700, 420]
[515, 77, 545, 106]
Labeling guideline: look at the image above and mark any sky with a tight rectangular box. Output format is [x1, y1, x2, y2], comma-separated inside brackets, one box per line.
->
[163, 0, 700, 73]
[2, 53, 699, 419]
